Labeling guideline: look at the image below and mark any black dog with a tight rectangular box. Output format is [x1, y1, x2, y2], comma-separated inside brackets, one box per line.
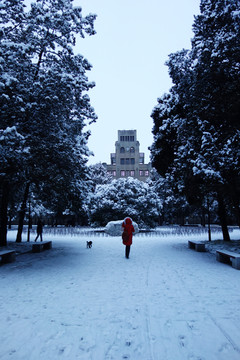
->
[86, 241, 92, 249]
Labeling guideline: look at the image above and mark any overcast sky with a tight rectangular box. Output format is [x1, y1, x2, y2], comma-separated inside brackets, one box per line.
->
[25, 0, 200, 165]
[78, 0, 200, 165]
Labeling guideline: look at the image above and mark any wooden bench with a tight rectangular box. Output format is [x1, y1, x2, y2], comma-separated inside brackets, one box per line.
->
[216, 250, 240, 270]
[188, 240, 206, 252]
[32, 241, 52, 253]
[0, 250, 16, 264]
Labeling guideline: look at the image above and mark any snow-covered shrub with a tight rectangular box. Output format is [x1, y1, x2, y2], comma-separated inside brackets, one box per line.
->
[88, 177, 162, 228]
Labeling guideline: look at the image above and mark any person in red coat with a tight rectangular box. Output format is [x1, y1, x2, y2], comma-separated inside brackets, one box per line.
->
[122, 217, 135, 259]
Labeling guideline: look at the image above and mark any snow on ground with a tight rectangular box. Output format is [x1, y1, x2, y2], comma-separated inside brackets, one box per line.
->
[1, 226, 240, 360]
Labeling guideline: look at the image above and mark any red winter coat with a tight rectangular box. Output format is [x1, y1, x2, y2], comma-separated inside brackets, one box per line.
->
[122, 217, 135, 246]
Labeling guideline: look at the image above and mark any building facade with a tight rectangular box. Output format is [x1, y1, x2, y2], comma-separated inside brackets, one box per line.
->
[105, 130, 151, 182]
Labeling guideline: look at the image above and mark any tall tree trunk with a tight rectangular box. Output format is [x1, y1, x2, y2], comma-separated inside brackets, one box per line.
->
[201, 207, 206, 227]
[8, 215, 12, 229]
[217, 191, 230, 242]
[230, 177, 240, 227]
[207, 198, 211, 242]
[0, 180, 9, 247]
[16, 182, 30, 243]
[232, 197, 240, 228]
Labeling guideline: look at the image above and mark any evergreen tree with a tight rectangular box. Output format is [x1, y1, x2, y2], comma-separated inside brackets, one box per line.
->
[150, 0, 240, 240]
[0, 0, 97, 245]
[0, 127, 28, 245]
[87, 163, 113, 192]
[89, 178, 162, 228]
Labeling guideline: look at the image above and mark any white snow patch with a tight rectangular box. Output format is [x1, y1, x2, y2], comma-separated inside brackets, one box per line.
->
[1, 226, 240, 360]
[105, 220, 139, 236]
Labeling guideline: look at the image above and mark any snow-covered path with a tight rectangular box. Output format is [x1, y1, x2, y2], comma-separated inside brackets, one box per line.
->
[1, 229, 240, 360]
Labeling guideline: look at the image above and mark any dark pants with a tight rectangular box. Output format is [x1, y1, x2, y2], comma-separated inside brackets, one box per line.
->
[125, 245, 131, 258]
[35, 232, 43, 242]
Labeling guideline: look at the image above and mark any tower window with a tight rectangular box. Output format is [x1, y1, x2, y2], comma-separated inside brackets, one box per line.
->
[120, 158, 125, 164]
[130, 147, 135, 153]
[121, 170, 125, 176]
[131, 158, 135, 164]
[119, 135, 134, 142]
[120, 147, 125, 153]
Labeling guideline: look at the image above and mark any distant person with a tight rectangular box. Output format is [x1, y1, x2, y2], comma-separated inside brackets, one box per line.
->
[35, 219, 43, 242]
[122, 217, 135, 259]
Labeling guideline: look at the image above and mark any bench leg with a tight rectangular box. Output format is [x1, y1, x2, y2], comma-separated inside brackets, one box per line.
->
[216, 253, 231, 265]
[10, 253, 16, 262]
[32, 245, 43, 253]
[231, 258, 240, 270]
[188, 242, 195, 249]
[216, 252, 221, 262]
[195, 244, 205, 252]
[1, 253, 16, 264]
[43, 242, 52, 250]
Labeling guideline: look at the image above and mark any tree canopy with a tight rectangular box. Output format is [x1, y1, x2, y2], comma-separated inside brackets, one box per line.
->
[88, 177, 162, 228]
[150, 0, 240, 239]
[0, 0, 97, 245]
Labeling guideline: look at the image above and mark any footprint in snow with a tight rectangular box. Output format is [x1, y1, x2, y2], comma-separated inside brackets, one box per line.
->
[178, 335, 185, 347]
